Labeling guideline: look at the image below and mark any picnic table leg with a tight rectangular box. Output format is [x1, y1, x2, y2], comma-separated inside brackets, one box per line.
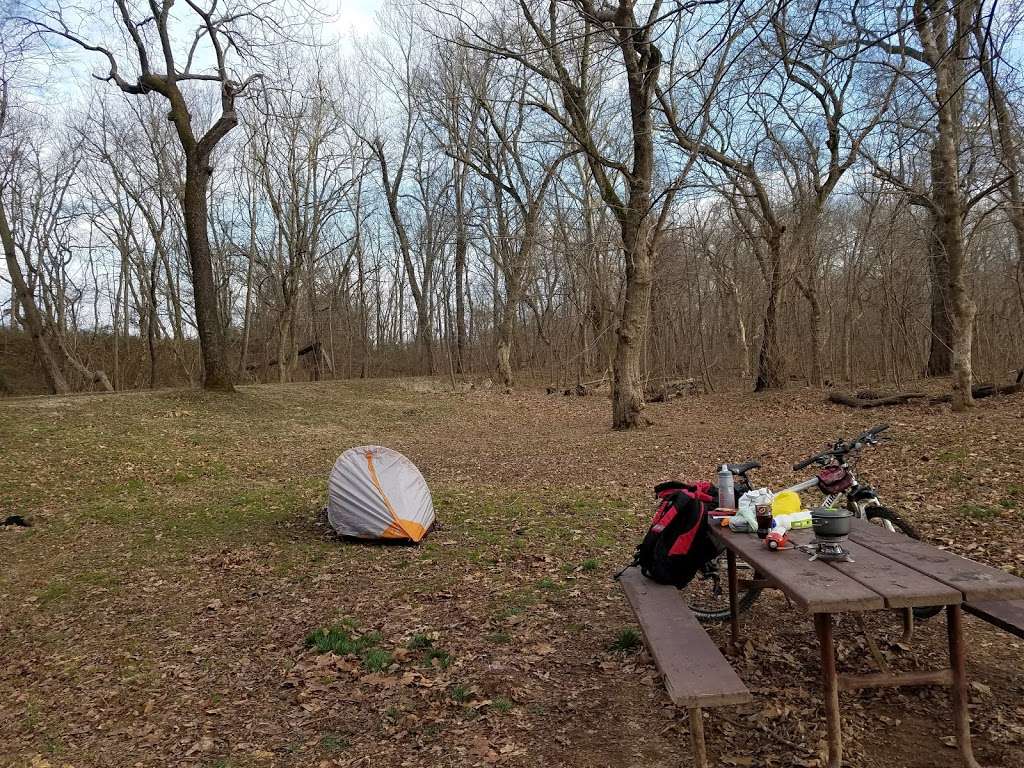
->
[901, 607, 914, 644]
[814, 612, 843, 768]
[727, 549, 739, 651]
[947, 605, 982, 768]
[688, 706, 708, 768]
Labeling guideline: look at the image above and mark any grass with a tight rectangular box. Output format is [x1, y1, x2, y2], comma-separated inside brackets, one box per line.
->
[361, 648, 394, 672]
[609, 628, 642, 652]
[536, 576, 559, 590]
[319, 733, 350, 751]
[424, 648, 452, 669]
[449, 684, 472, 703]
[4, 379, 1023, 766]
[407, 633, 434, 650]
[305, 625, 382, 656]
[36, 580, 72, 605]
[957, 503, 1001, 521]
[491, 697, 514, 713]
[305, 623, 394, 671]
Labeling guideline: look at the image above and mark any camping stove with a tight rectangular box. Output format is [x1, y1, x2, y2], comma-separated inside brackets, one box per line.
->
[807, 535, 855, 563]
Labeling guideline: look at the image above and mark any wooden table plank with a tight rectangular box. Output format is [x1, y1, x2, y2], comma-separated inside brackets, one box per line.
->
[848, 519, 1024, 603]
[618, 568, 752, 707]
[711, 526, 885, 613]
[963, 600, 1024, 638]
[783, 530, 961, 609]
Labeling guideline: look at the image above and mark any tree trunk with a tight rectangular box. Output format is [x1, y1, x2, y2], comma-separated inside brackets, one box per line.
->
[454, 165, 468, 375]
[925, 217, 953, 376]
[0, 197, 69, 394]
[807, 288, 825, 387]
[496, 298, 515, 390]
[612, 213, 652, 429]
[416, 313, 434, 375]
[237, 216, 256, 380]
[277, 304, 292, 384]
[931, 89, 974, 409]
[182, 154, 234, 391]
[796, 276, 824, 386]
[147, 258, 159, 389]
[755, 240, 785, 391]
[723, 275, 750, 381]
[52, 333, 115, 392]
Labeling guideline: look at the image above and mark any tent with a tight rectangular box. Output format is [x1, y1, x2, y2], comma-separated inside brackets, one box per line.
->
[327, 445, 434, 542]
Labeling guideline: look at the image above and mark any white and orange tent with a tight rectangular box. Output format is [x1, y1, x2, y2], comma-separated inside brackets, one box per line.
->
[327, 446, 434, 542]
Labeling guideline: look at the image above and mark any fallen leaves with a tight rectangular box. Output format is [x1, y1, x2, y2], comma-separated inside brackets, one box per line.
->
[3, 384, 1024, 768]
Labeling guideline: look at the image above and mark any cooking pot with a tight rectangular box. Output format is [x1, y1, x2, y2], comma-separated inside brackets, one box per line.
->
[811, 507, 853, 538]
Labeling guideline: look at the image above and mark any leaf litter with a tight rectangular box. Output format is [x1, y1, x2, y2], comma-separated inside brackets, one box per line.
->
[0, 381, 1022, 766]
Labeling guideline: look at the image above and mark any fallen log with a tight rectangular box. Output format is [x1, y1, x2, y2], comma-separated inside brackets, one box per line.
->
[930, 372, 1023, 404]
[830, 369, 1023, 408]
[645, 378, 698, 403]
[828, 391, 928, 408]
[547, 378, 607, 396]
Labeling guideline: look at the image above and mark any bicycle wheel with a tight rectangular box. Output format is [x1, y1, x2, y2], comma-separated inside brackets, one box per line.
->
[685, 552, 763, 622]
[864, 506, 943, 620]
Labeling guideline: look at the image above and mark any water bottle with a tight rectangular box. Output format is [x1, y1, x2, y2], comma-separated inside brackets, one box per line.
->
[717, 464, 736, 510]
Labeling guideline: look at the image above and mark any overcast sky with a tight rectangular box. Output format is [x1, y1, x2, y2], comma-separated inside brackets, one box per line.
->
[334, 0, 383, 37]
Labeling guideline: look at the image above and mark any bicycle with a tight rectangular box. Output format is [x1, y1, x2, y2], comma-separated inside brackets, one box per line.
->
[685, 424, 941, 622]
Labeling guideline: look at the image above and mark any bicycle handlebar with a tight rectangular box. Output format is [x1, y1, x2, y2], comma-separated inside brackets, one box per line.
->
[727, 460, 761, 475]
[792, 424, 889, 471]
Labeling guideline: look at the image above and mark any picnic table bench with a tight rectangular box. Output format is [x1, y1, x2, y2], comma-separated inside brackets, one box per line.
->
[618, 568, 751, 768]
[711, 518, 1024, 768]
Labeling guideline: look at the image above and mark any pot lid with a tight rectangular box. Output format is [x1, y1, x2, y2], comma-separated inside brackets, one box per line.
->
[810, 507, 853, 519]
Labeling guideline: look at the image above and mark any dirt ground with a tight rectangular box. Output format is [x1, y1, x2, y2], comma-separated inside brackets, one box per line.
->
[1, 379, 1023, 768]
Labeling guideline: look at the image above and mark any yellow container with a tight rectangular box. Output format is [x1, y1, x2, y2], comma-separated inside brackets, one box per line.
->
[772, 490, 801, 515]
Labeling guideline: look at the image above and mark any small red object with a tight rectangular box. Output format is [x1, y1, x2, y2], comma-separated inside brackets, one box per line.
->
[766, 529, 789, 551]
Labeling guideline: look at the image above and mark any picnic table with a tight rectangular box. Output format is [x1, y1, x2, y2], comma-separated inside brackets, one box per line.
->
[710, 518, 1024, 768]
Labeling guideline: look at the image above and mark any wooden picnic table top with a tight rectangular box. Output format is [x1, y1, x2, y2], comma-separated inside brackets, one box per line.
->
[710, 518, 1024, 614]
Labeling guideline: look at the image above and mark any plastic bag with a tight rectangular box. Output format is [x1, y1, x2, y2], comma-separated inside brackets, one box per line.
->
[733, 488, 773, 532]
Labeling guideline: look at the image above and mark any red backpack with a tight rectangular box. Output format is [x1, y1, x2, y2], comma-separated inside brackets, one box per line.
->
[619, 480, 721, 588]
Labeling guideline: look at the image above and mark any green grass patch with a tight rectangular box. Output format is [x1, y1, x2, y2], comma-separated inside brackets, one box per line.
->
[581, 558, 599, 572]
[424, 648, 452, 669]
[305, 624, 381, 656]
[609, 628, 642, 652]
[37, 580, 72, 605]
[957, 503, 1000, 521]
[361, 648, 393, 672]
[407, 633, 434, 650]
[491, 697, 514, 713]
[449, 684, 472, 703]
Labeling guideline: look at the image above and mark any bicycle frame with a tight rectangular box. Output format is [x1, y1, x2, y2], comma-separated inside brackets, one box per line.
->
[781, 466, 883, 520]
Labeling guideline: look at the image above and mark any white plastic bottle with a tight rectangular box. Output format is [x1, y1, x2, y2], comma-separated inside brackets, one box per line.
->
[717, 464, 736, 510]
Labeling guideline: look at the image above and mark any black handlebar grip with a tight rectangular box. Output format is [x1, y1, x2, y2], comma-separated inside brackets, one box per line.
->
[870, 423, 890, 434]
[793, 455, 816, 471]
[728, 460, 762, 475]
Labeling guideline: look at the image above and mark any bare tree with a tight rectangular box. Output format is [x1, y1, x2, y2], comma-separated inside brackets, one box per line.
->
[23, 0, 280, 391]
[974, 6, 1024, 326]
[855, 0, 988, 409]
[448, 0, 684, 428]
[0, 73, 70, 393]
